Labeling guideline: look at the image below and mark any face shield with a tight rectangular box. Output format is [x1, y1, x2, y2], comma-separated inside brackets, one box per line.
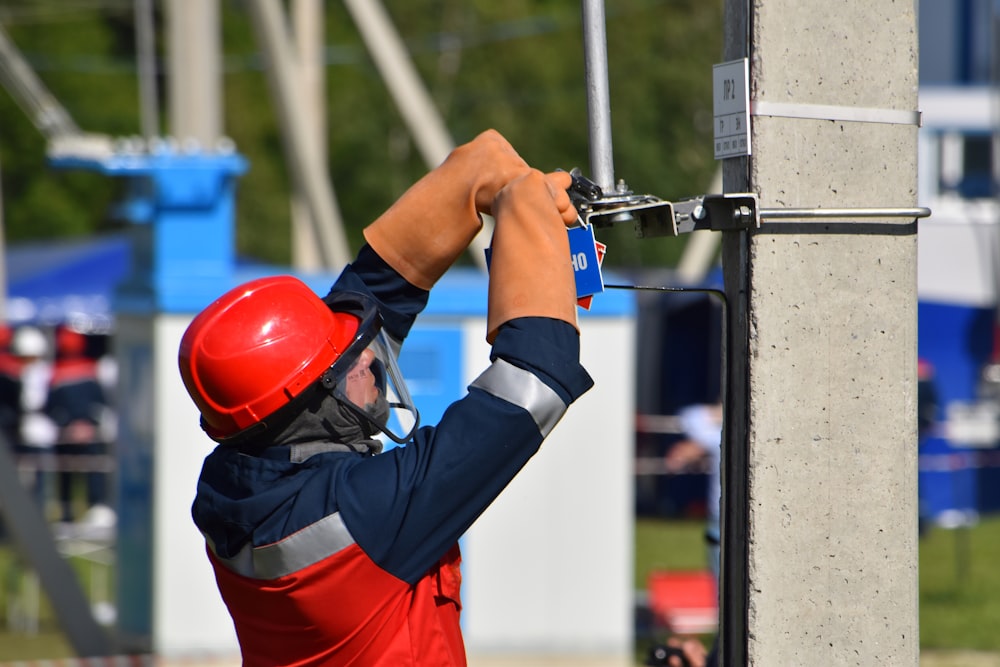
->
[319, 292, 420, 444]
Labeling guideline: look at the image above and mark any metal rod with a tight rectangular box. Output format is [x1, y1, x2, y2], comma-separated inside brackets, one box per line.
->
[760, 206, 931, 220]
[581, 0, 615, 192]
[0, 22, 80, 137]
[135, 0, 160, 140]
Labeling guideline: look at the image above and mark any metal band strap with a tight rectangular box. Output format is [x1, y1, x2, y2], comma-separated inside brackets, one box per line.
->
[208, 511, 357, 579]
[751, 100, 922, 126]
[470, 358, 567, 437]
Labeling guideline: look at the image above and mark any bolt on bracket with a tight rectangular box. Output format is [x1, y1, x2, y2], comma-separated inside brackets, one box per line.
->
[568, 170, 761, 237]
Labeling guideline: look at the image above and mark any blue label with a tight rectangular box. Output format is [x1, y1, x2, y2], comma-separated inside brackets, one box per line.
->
[567, 224, 604, 298]
[484, 225, 605, 299]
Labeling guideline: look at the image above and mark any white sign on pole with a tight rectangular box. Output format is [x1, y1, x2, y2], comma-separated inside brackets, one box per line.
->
[713, 58, 750, 159]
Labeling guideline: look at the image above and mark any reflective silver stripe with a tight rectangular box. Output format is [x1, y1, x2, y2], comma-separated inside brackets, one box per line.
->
[207, 511, 357, 580]
[470, 358, 567, 437]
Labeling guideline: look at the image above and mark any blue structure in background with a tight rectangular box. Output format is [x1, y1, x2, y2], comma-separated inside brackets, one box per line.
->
[5, 233, 131, 330]
[49, 149, 249, 315]
[913, 0, 1000, 524]
[47, 148, 249, 650]
[918, 300, 1000, 522]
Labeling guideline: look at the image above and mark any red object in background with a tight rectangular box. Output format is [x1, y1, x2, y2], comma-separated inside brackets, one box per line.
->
[55, 325, 88, 358]
[647, 570, 718, 635]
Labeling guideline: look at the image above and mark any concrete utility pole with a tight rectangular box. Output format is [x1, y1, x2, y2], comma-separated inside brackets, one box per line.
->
[719, 1, 920, 664]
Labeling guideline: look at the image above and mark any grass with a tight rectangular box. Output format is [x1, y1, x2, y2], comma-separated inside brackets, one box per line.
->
[0, 632, 72, 661]
[634, 517, 710, 590]
[919, 515, 1000, 650]
[633, 514, 1000, 660]
[0, 551, 81, 660]
[633, 518, 717, 664]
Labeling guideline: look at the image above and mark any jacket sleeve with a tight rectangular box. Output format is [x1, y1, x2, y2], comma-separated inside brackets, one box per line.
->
[337, 316, 593, 584]
[326, 243, 429, 343]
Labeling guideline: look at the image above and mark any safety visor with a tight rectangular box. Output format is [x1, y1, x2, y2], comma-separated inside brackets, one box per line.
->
[319, 291, 419, 444]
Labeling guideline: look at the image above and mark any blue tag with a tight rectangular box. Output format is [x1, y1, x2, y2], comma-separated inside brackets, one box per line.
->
[483, 225, 605, 300]
[567, 224, 604, 298]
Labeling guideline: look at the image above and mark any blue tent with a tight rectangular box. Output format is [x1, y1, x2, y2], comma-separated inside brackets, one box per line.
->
[5, 233, 131, 333]
[4, 233, 291, 333]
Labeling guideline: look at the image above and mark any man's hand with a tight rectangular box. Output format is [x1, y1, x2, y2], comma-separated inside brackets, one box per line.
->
[486, 170, 578, 342]
[365, 129, 565, 291]
[543, 169, 578, 226]
[440, 130, 576, 225]
[460, 129, 531, 216]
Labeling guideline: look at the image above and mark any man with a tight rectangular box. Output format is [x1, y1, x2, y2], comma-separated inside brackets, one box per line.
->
[12, 325, 54, 510]
[0, 325, 24, 454]
[665, 402, 722, 583]
[45, 326, 110, 522]
[662, 402, 722, 667]
[179, 130, 593, 665]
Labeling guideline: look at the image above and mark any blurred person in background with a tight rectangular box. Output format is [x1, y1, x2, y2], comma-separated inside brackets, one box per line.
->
[663, 401, 723, 667]
[13, 325, 55, 512]
[44, 325, 112, 523]
[0, 324, 24, 453]
[0, 324, 24, 538]
[664, 402, 722, 583]
[917, 357, 939, 536]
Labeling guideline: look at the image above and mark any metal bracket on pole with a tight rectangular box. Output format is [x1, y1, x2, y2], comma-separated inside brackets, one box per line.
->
[570, 169, 931, 238]
[568, 169, 761, 237]
[677, 193, 761, 233]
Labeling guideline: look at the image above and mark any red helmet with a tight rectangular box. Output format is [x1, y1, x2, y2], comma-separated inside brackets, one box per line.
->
[0, 324, 12, 352]
[178, 275, 361, 440]
[56, 326, 88, 358]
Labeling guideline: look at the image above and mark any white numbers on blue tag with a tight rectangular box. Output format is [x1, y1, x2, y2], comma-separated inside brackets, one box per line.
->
[484, 226, 605, 300]
[567, 225, 604, 298]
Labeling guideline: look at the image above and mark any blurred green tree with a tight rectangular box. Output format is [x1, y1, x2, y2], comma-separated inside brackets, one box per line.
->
[0, 0, 722, 270]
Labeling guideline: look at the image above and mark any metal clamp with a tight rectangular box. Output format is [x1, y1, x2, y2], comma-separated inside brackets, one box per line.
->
[568, 170, 931, 237]
[676, 193, 760, 233]
[568, 169, 677, 236]
[569, 170, 760, 237]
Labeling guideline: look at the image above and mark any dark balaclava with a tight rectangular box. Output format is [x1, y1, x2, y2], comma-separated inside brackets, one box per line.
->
[250, 383, 388, 456]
